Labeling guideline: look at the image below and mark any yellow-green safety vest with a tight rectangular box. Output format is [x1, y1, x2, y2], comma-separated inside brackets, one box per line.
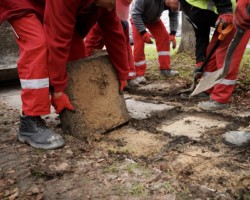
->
[186, 0, 236, 13]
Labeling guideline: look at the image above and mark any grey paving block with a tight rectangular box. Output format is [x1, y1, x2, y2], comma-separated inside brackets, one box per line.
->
[125, 99, 175, 120]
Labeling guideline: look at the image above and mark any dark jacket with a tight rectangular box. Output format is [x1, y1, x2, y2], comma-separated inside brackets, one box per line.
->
[131, 0, 179, 35]
[179, 0, 234, 62]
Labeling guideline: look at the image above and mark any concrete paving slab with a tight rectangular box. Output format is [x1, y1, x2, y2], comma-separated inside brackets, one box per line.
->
[125, 99, 175, 120]
[158, 116, 228, 140]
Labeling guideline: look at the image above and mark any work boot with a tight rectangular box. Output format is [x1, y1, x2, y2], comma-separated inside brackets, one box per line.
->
[160, 69, 179, 77]
[128, 79, 140, 87]
[18, 115, 65, 150]
[198, 100, 229, 111]
[134, 76, 147, 84]
[222, 131, 250, 147]
[180, 92, 210, 100]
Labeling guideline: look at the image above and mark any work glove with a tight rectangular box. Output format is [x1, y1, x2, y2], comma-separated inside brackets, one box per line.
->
[142, 32, 154, 44]
[51, 92, 74, 114]
[169, 34, 176, 49]
[119, 79, 127, 94]
[193, 61, 204, 79]
[216, 13, 233, 27]
[234, 1, 250, 30]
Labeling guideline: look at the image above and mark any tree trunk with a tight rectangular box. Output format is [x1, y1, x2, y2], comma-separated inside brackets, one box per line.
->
[177, 12, 196, 54]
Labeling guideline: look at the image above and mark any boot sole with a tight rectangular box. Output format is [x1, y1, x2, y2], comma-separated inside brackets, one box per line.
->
[199, 105, 229, 111]
[180, 93, 210, 100]
[18, 134, 65, 150]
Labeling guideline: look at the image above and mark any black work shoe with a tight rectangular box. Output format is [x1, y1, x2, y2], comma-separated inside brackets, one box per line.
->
[18, 115, 65, 150]
[180, 92, 210, 100]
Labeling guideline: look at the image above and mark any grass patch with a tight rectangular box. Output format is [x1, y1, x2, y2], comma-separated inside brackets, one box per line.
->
[103, 162, 120, 173]
[129, 183, 146, 196]
[124, 162, 150, 178]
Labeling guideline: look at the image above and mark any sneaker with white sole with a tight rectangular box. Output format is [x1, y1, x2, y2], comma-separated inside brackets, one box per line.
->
[160, 69, 179, 77]
[18, 115, 65, 150]
[134, 76, 147, 84]
[222, 131, 250, 147]
[198, 100, 229, 111]
[128, 79, 140, 87]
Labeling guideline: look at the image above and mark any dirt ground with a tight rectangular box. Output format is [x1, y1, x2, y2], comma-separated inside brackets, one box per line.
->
[0, 57, 250, 200]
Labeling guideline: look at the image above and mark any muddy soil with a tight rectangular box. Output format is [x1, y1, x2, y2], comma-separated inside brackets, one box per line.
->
[1, 80, 249, 200]
[0, 54, 250, 199]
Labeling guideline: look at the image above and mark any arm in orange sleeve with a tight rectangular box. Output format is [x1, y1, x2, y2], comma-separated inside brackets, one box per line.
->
[43, 0, 81, 92]
[98, 9, 129, 81]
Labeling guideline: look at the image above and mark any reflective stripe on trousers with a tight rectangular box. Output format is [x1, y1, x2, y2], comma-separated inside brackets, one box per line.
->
[135, 60, 146, 67]
[20, 78, 49, 89]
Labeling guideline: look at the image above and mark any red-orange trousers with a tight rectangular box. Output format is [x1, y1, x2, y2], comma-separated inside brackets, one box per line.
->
[131, 19, 170, 76]
[9, 13, 50, 116]
[205, 28, 250, 103]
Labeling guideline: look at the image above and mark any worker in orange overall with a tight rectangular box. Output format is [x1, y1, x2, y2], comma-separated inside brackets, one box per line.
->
[222, 0, 250, 147]
[130, 0, 180, 85]
[179, 0, 248, 111]
[0, 0, 66, 149]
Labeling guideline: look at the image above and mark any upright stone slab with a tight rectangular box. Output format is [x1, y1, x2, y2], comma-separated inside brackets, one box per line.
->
[0, 22, 19, 82]
[60, 54, 129, 141]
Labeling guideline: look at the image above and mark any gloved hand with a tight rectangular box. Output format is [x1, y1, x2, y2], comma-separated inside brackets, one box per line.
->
[216, 13, 233, 27]
[142, 32, 154, 44]
[234, 1, 250, 30]
[119, 79, 127, 94]
[193, 61, 204, 79]
[169, 34, 176, 49]
[51, 92, 74, 114]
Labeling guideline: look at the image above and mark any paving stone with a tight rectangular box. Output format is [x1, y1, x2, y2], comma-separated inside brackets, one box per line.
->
[125, 99, 175, 120]
[60, 54, 129, 140]
[158, 116, 228, 140]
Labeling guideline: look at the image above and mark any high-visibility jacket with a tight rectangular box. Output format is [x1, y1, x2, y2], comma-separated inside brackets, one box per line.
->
[186, 0, 236, 14]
